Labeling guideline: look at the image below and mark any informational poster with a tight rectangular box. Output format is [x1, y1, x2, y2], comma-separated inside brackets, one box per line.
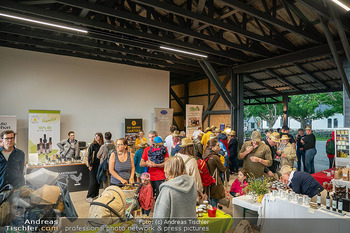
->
[154, 108, 173, 140]
[125, 118, 143, 146]
[28, 110, 60, 165]
[186, 105, 203, 138]
[0, 115, 17, 135]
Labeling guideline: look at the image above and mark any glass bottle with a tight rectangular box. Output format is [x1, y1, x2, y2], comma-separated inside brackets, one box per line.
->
[326, 191, 330, 210]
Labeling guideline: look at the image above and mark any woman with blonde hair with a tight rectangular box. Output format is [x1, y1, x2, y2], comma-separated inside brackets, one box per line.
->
[152, 156, 201, 232]
[176, 138, 203, 200]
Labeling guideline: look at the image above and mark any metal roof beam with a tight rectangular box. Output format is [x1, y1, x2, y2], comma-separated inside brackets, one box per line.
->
[0, 25, 201, 68]
[55, 0, 257, 57]
[0, 0, 237, 63]
[244, 74, 282, 95]
[231, 40, 346, 73]
[293, 62, 330, 89]
[218, 0, 323, 43]
[265, 68, 303, 92]
[129, 0, 294, 50]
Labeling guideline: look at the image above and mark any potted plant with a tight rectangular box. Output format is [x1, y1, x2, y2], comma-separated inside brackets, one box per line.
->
[246, 176, 270, 203]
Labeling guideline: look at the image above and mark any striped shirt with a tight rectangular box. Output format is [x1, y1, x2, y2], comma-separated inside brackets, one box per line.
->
[110, 151, 132, 185]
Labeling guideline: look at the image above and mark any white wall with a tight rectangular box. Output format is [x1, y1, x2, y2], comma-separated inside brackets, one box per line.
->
[0, 47, 169, 155]
[262, 114, 344, 130]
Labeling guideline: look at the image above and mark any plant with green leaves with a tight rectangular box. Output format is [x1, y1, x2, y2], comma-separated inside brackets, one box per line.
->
[246, 175, 270, 195]
[288, 92, 343, 128]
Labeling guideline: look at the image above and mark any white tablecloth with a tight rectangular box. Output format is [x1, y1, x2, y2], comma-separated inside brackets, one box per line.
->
[232, 195, 264, 226]
[262, 194, 350, 233]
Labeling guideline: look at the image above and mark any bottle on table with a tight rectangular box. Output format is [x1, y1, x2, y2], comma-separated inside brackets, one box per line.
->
[332, 195, 337, 211]
[338, 198, 343, 213]
[317, 188, 321, 206]
[326, 191, 331, 210]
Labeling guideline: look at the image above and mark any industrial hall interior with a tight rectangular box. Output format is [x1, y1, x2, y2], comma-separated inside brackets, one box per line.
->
[1, 0, 350, 233]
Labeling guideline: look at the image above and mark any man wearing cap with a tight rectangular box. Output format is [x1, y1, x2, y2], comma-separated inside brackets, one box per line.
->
[277, 134, 297, 167]
[262, 132, 280, 178]
[281, 126, 295, 149]
[201, 126, 214, 153]
[301, 126, 317, 174]
[238, 131, 272, 179]
[164, 125, 177, 157]
[295, 128, 306, 171]
[170, 130, 181, 156]
[193, 132, 203, 158]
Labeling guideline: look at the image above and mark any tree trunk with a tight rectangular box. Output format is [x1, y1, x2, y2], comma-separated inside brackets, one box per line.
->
[300, 119, 306, 129]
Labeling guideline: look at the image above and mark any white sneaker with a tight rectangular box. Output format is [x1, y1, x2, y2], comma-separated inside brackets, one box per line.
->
[86, 197, 93, 203]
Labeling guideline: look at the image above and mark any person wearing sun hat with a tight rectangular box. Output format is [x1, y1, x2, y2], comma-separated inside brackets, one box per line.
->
[262, 132, 280, 178]
[176, 137, 203, 200]
[201, 126, 214, 154]
[238, 131, 272, 179]
[301, 126, 317, 174]
[170, 130, 181, 156]
[277, 134, 297, 168]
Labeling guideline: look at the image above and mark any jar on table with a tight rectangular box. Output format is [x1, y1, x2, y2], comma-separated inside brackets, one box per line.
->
[198, 208, 203, 217]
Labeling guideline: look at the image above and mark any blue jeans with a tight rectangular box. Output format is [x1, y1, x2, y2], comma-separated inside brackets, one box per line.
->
[296, 149, 306, 171]
[329, 157, 334, 169]
[305, 148, 317, 174]
[210, 198, 218, 208]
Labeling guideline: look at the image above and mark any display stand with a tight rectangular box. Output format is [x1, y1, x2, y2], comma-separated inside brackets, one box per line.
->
[25, 163, 90, 192]
[334, 128, 350, 167]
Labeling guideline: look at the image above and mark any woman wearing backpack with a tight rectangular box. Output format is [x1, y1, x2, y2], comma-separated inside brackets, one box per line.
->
[176, 137, 204, 200]
[202, 138, 227, 208]
[326, 131, 335, 169]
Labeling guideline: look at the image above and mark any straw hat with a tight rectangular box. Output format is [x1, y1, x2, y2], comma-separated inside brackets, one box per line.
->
[305, 126, 312, 130]
[280, 134, 290, 141]
[251, 131, 261, 142]
[210, 125, 216, 130]
[139, 141, 149, 148]
[229, 130, 236, 136]
[179, 137, 194, 147]
[269, 132, 280, 143]
[198, 132, 204, 137]
[214, 128, 221, 133]
[209, 134, 217, 140]
[172, 130, 180, 137]
[204, 127, 211, 133]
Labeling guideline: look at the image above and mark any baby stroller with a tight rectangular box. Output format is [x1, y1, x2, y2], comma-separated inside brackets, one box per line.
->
[125, 183, 142, 219]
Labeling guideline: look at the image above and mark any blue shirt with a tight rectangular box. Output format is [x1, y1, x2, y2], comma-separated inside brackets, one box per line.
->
[134, 148, 145, 174]
[0, 146, 25, 189]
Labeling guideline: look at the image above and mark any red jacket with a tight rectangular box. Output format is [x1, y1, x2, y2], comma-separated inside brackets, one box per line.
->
[139, 184, 153, 210]
[326, 131, 335, 159]
[230, 179, 248, 196]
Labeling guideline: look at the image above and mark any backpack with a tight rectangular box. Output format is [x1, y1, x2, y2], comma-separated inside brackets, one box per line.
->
[82, 144, 91, 167]
[88, 186, 126, 226]
[148, 146, 166, 164]
[197, 156, 216, 187]
[326, 139, 335, 155]
[105, 143, 116, 163]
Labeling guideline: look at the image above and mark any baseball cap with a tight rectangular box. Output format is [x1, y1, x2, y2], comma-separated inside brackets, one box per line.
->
[251, 131, 261, 142]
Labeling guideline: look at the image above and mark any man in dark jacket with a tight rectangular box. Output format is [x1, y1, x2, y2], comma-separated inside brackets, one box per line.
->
[280, 165, 323, 198]
[295, 128, 306, 171]
[228, 131, 238, 174]
[0, 130, 25, 189]
[301, 126, 317, 174]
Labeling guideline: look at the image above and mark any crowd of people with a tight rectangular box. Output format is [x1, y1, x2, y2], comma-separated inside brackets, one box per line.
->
[0, 124, 332, 224]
